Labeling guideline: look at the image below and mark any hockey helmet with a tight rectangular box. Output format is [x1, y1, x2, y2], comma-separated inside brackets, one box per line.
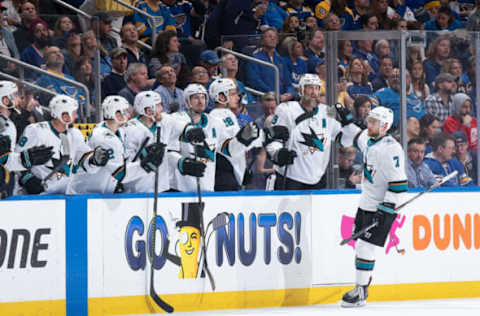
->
[368, 106, 394, 133]
[298, 73, 321, 97]
[208, 78, 236, 104]
[134, 91, 162, 119]
[0, 81, 18, 109]
[49, 94, 78, 124]
[102, 95, 130, 124]
[184, 83, 208, 108]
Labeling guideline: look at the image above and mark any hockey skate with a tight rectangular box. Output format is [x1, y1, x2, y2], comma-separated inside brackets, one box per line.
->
[341, 284, 369, 307]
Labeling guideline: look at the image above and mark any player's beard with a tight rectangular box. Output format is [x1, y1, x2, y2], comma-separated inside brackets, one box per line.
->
[367, 127, 380, 138]
[302, 95, 320, 108]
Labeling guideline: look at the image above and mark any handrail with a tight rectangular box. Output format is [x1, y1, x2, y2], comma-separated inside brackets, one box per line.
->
[245, 87, 264, 97]
[0, 55, 90, 123]
[0, 71, 57, 97]
[113, 0, 157, 46]
[215, 47, 280, 103]
[53, 0, 92, 19]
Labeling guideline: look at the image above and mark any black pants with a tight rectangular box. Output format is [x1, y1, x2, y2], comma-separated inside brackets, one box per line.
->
[354, 208, 397, 247]
[214, 154, 241, 191]
[274, 172, 326, 191]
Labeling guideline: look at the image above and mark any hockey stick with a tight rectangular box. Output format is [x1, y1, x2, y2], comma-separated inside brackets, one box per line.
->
[340, 170, 458, 246]
[132, 137, 150, 162]
[194, 150, 216, 291]
[42, 133, 70, 187]
[149, 127, 174, 313]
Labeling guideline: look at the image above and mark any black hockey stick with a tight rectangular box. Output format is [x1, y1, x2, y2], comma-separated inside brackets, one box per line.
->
[340, 170, 458, 246]
[150, 127, 174, 313]
[194, 150, 216, 291]
[132, 137, 150, 162]
[42, 133, 70, 187]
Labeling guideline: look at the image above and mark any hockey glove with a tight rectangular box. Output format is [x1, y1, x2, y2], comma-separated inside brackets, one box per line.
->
[140, 143, 166, 172]
[0, 135, 11, 157]
[89, 146, 109, 167]
[20, 145, 54, 169]
[183, 126, 206, 144]
[273, 148, 297, 166]
[374, 202, 397, 230]
[194, 144, 214, 160]
[264, 125, 290, 143]
[19, 172, 44, 194]
[178, 157, 206, 177]
[236, 122, 260, 147]
[335, 103, 354, 127]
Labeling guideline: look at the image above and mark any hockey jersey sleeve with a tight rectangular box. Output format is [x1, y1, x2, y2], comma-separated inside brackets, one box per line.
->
[71, 128, 100, 174]
[265, 103, 292, 158]
[381, 142, 408, 207]
[336, 123, 369, 153]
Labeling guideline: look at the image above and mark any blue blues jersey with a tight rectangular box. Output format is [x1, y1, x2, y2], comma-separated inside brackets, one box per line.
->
[424, 155, 473, 187]
[133, 1, 176, 41]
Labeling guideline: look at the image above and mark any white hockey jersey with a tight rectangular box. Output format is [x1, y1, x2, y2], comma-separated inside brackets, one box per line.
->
[15, 121, 98, 194]
[167, 111, 246, 192]
[340, 124, 408, 211]
[67, 122, 150, 194]
[266, 101, 342, 184]
[0, 114, 26, 172]
[123, 114, 185, 193]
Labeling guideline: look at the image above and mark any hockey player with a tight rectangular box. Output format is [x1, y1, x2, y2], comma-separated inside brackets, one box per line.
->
[67, 95, 165, 194]
[265, 73, 343, 190]
[0, 81, 54, 173]
[168, 83, 260, 192]
[336, 105, 408, 307]
[123, 91, 180, 193]
[16, 94, 110, 194]
[208, 78, 254, 191]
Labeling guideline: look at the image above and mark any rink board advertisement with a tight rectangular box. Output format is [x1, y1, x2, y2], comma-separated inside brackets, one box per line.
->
[87, 194, 313, 314]
[0, 199, 66, 315]
[312, 191, 480, 291]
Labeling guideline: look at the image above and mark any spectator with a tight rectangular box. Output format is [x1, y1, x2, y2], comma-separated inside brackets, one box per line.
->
[424, 5, 462, 30]
[304, 29, 325, 59]
[120, 23, 147, 66]
[199, 50, 220, 79]
[338, 147, 361, 189]
[424, 72, 455, 123]
[13, 1, 38, 54]
[284, 40, 307, 86]
[246, 28, 294, 102]
[372, 0, 393, 29]
[132, 0, 176, 43]
[337, 40, 353, 79]
[258, 0, 288, 31]
[466, 0, 480, 31]
[423, 35, 451, 87]
[452, 130, 477, 185]
[306, 56, 327, 102]
[81, 30, 112, 78]
[52, 16, 74, 48]
[154, 64, 185, 113]
[304, 15, 318, 31]
[371, 56, 393, 91]
[20, 18, 49, 81]
[102, 47, 128, 99]
[281, 13, 300, 34]
[191, 65, 209, 87]
[254, 91, 277, 129]
[63, 32, 82, 76]
[219, 53, 255, 104]
[409, 61, 430, 101]
[118, 63, 149, 107]
[282, 0, 314, 22]
[424, 132, 473, 187]
[10, 87, 50, 139]
[345, 57, 373, 100]
[372, 68, 425, 130]
[149, 30, 187, 78]
[91, 11, 117, 54]
[442, 93, 477, 152]
[352, 39, 376, 78]
[161, 0, 206, 43]
[419, 113, 441, 154]
[372, 40, 391, 71]
[352, 95, 372, 129]
[0, 10, 20, 76]
[442, 58, 469, 94]
[350, 0, 370, 29]
[35, 46, 87, 116]
[360, 12, 379, 30]
[407, 116, 420, 141]
[251, 114, 275, 190]
[323, 12, 342, 30]
[406, 137, 437, 188]
[318, 0, 356, 30]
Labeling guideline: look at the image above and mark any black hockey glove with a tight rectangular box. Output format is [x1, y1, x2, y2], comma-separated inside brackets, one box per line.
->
[140, 143, 166, 172]
[264, 125, 290, 143]
[273, 148, 297, 166]
[183, 126, 206, 143]
[236, 122, 260, 147]
[20, 145, 54, 169]
[194, 144, 214, 160]
[374, 202, 397, 230]
[178, 157, 206, 177]
[19, 172, 44, 194]
[89, 146, 109, 167]
[0, 135, 11, 157]
[335, 103, 354, 127]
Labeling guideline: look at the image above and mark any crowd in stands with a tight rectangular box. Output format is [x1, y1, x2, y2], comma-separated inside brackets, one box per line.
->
[0, 0, 479, 191]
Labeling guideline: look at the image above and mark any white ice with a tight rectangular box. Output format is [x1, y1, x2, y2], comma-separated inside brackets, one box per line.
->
[128, 298, 480, 316]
